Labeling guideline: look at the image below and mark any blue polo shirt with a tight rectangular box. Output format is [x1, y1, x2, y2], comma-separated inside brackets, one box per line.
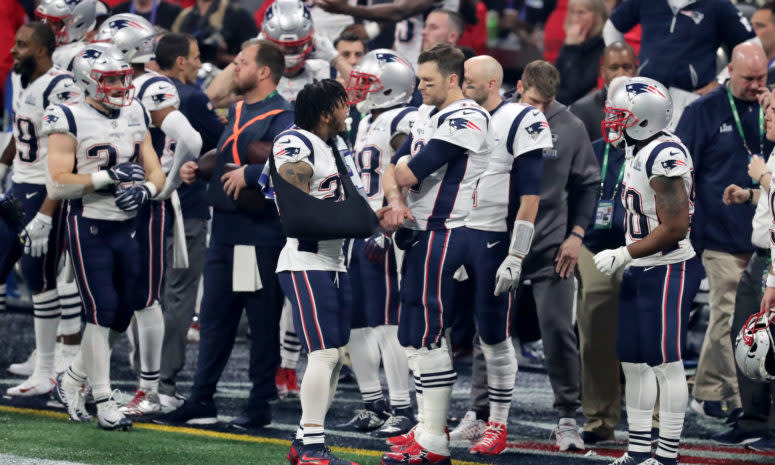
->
[675, 85, 772, 254]
[583, 138, 627, 254]
[610, 0, 753, 91]
[170, 77, 225, 220]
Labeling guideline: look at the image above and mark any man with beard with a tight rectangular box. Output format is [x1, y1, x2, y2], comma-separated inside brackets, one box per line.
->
[154, 39, 294, 428]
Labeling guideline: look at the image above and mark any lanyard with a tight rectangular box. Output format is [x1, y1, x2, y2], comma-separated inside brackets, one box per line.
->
[726, 84, 764, 159]
[131, 0, 158, 25]
[599, 143, 626, 201]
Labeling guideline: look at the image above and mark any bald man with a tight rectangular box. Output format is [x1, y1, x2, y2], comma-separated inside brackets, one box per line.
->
[675, 42, 774, 421]
[449, 55, 551, 455]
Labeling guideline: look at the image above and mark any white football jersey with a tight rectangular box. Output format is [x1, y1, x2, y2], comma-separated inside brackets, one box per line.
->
[465, 102, 552, 232]
[41, 99, 150, 221]
[53, 41, 86, 71]
[404, 99, 493, 230]
[394, 16, 423, 69]
[622, 131, 696, 266]
[354, 106, 417, 210]
[274, 127, 347, 272]
[309, 4, 354, 43]
[278, 59, 331, 103]
[11, 68, 82, 185]
[133, 71, 181, 174]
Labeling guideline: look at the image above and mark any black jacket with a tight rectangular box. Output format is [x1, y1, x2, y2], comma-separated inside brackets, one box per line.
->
[555, 36, 605, 106]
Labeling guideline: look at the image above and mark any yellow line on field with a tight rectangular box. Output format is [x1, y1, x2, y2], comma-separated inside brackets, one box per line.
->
[0, 405, 484, 465]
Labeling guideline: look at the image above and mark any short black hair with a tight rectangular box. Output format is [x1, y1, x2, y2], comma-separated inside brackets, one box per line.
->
[155, 32, 195, 70]
[242, 38, 285, 85]
[23, 21, 56, 56]
[295, 79, 348, 133]
[334, 32, 367, 50]
[418, 43, 465, 87]
[759, 1, 775, 19]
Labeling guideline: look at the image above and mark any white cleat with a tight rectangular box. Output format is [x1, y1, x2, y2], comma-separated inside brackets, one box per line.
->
[53, 373, 92, 422]
[8, 350, 36, 376]
[553, 417, 585, 452]
[158, 392, 186, 410]
[55, 343, 79, 375]
[120, 390, 162, 416]
[6, 376, 55, 397]
[449, 410, 487, 442]
[97, 392, 133, 431]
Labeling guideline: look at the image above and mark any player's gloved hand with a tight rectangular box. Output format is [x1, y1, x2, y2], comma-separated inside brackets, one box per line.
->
[107, 162, 145, 183]
[494, 254, 523, 296]
[24, 212, 52, 257]
[115, 183, 153, 212]
[364, 232, 390, 263]
[593, 246, 632, 276]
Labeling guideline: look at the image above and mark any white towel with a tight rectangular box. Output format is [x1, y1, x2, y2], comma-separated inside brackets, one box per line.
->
[170, 191, 189, 269]
[233, 245, 262, 292]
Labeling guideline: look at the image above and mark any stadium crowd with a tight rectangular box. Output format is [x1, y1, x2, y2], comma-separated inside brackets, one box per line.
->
[1, 0, 775, 464]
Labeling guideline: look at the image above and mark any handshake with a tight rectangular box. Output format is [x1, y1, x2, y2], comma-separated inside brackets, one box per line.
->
[106, 162, 154, 212]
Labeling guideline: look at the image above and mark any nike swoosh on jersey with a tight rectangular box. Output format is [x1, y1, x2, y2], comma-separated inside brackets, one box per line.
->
[486, 241, 501, 248]
[279, 138, 291, 145]
[532, 111, 540, 117]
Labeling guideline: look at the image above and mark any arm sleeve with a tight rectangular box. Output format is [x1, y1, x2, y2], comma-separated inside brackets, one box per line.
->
[608, 0, 640, 35]
[40, 104, 76, 139]
[161, 110, 202, 160]
[514, 149, 544, 196]
[719, 1, 755, 49]
[406, 139, 467, 181]
[390, 133, 413, 164]
[603, 19, 626, 45]
[568, 133, 602, 229]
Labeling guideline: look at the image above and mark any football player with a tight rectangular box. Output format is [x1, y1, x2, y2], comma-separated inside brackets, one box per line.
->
[594, 76, 703, 465]
[454, 55, 549, 455]
[3, 22, 82, 397]
[92, 13, 202, 415]
[36, 0, 98, 71]
[380, 44, 493, 465]
[337, 49, 416, 436]
[46, 43, 165, 430]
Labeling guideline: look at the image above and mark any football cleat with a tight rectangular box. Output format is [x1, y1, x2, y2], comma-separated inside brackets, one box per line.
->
[381, 442, 451, 465]
[449, 411, 486, 442]
[6, 376, 55, 397]
[153, 399, 218, 425]
[336, 408, 387, 431]
[276, 367, 289, 399]
[159, 391, 186, 410]
[285, 368, 300, 396]
[287, 438, 303, 465]
[609, 453, 640, 465]
[553, 417, 585, 451]
[53, 373, 92, 422]
[373, 415, 415, 438]
[298, 445, 357, 465]
[469, 421, 507, 455]
[120, 390, 162, 416]
[97, 392, 133, 431]
[386, 423, 418, 447]
[8, 349, 36, 376]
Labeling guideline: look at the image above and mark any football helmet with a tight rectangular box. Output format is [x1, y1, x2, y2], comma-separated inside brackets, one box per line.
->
[734, 310, 775, 382]
[346, 49, 416, 113]
[72, 43, 134, 109]
[261, 0, 314, 74]
[94, 14, 156, 64]
[602, 76, 672, 146]
[36, 0, 97, 46]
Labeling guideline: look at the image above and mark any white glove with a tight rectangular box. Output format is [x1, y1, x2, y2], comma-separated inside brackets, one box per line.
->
[494, 255, 523, 296]
[593, 246, 632, 276]
[24, 212, 52, 257]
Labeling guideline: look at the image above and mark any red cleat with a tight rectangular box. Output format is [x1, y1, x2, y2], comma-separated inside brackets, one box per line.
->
[469, 421, 507, 455]
[381, 441, 451, 465]
[386, 424, 417, 447]
[285, 368, 300, 396]
[276, 367, 288, 399]
[287, 438, 302, 464]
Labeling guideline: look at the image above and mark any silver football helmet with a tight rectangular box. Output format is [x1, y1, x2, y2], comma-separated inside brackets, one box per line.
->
[94, 14, 156, 64]
[36, 0, 97, 46]
[735, 311, 775, 382]
[346, 49, 416, 113]
[602, 76, 672, 146]
[261, 0, 314, 74]
[72, 43, 134, 109]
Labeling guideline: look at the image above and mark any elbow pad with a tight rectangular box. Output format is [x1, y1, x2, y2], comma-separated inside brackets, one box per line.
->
[509, 220, 535, 258]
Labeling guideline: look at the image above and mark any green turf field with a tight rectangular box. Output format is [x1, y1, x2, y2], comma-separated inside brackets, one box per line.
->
[0, 408, 384, 465]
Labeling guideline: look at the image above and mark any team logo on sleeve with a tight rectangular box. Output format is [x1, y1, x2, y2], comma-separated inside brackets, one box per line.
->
[151, 93, 175, 104]
[661, 154, 687, 171]
[276, 146, 301, 157]
[525, 120, 550, 140]
[447, 118, 482, 134]
[626, 83, 666, 101]
[43, 114, 59, 124]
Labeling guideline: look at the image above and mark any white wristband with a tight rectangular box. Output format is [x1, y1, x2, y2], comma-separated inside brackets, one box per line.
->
[143, 181, 158, 198]
[767, 273, 775, 288]
[91, 170, 114, 190]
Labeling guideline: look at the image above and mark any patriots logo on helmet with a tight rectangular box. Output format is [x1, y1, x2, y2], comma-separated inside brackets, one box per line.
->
[43, 114, 59, 124]
[626, 83, 666, 101]
[63, 0, 82, 5]
[80, 49, 103, 60]
[525, 120, 550, 140]
[661, 158, 687, 171]
[448, 118, 482, 134]
[108, 19, 145, 30]
[375, 53, 410, 67]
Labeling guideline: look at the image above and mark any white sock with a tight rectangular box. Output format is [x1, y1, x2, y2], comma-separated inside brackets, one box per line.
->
[56, 280, 82, 336]
[0, 284, 6, 311]
[300, 348, 341, 427]
[295, 424, 304, 440]
[480, 338, 517, 424]
[327, 347, 345, 410]
[653, 362, 688, 460]
[415, 341, 455, 455]
[135, 303, 164, 393]
[32, 289, 60, 379]
[82, 323, 112, 402]
[374, 325, 411, 410]
[622, 362, 657, 455]
[302, 425, 325, 447]
[406, 347, 424, 425]
[349, 327, 383, 403]
[280, 300, 301, 369]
